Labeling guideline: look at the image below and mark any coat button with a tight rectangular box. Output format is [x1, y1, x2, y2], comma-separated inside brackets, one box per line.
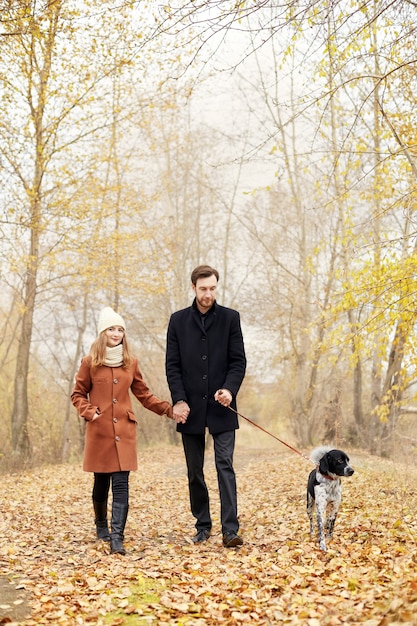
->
[113, 398, 117, 403]
[202, 355, 207, 360]
[202, 395, 207, 400]
[113, 417, 118, 423]
[115, 436, 120, 442]
[113, 378, 118, 384]
[202, 374, 207, 380]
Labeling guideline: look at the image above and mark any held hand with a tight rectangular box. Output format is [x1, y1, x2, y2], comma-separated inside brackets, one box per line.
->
[215, 389, 232, 407]
[173, 401, 190, 424]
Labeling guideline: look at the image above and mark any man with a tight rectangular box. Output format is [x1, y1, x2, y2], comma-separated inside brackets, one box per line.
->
[166, 265, 246, 547]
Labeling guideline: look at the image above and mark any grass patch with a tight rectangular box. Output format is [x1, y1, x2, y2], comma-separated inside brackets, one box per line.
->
[104, 574, 167, 625]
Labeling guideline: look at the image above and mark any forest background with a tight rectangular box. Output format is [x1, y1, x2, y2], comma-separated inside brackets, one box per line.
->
[1, 0, 417, 470]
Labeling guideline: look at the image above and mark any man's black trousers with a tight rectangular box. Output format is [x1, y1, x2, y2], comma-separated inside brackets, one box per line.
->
[181, 430, 239, 535]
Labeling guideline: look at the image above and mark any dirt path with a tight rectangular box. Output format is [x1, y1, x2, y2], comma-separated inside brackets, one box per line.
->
[1, 445, 416, 625]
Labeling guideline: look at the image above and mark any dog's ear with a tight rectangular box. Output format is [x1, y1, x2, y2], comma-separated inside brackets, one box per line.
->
[319, 453, 330, 475]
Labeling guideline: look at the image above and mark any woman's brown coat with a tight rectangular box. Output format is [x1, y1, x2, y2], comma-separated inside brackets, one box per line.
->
[71, 356, 173, 473]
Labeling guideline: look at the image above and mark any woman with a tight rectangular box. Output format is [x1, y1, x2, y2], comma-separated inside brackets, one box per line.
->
[71, 306, 174, 555]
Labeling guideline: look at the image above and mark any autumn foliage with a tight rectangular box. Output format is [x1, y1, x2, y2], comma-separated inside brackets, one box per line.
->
[1, 444, 417, 625]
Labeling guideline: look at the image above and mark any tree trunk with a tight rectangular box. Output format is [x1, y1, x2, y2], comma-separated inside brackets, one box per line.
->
[62, 295, 89, 462]
[11, 228, 39, 458]
[10, 2, 61, 459]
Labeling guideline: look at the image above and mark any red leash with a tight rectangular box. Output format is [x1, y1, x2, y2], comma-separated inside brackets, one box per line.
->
[227, 405, 314, 464]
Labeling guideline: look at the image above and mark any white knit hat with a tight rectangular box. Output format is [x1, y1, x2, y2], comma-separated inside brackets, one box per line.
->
[97, 307, 126, 334]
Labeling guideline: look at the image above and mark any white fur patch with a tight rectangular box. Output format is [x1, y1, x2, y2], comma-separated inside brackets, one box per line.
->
[310, 445, 333, 465]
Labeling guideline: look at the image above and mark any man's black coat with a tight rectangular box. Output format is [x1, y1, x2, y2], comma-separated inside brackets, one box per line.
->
[166, 299, 246, 434]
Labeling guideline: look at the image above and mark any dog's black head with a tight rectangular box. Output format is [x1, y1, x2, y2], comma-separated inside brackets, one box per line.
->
[319, 449, 354, 478]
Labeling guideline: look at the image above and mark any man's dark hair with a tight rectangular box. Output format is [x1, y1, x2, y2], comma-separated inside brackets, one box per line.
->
[191, 265, 219, 285]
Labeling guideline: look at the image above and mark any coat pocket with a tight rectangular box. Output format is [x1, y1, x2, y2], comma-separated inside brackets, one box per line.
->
[127, 410, 137, 423]
[91, 377, 108, 385]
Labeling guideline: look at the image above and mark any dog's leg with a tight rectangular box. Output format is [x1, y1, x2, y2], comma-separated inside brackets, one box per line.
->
[314, 486, 327, 551]
[307, 493, 315, 537]
[325, 496, 341, 540]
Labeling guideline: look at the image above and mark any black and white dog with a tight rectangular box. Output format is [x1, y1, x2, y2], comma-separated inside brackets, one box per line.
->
[307, 446, 354, 551]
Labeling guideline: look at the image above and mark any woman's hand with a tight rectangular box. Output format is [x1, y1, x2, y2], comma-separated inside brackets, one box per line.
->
[173, 401, 190, 424]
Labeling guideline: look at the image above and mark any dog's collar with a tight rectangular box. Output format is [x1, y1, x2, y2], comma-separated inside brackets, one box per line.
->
[317, 467, 337, 481]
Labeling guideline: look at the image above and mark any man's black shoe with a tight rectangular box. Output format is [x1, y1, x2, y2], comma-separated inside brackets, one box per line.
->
[223, 532, 243, 547]
[192, 529, 211, 543]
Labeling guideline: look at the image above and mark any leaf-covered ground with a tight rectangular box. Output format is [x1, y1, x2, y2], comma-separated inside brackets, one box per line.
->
[1, 444, 417, 625]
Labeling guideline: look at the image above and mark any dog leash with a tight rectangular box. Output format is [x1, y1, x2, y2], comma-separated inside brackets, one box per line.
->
[226, 404, 314, 464]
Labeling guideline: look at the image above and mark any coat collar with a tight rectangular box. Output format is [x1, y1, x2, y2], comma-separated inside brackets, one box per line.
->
[191, 298, 217, 331]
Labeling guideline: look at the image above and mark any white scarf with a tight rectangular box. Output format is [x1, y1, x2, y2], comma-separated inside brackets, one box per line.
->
[103, 344, 124, 367]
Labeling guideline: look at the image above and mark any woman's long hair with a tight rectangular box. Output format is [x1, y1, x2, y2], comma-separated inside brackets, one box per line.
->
[89, 332, 134, 368]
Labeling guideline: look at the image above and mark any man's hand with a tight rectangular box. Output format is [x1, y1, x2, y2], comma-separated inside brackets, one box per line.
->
[214, 389, 232, 407]
[173, 400, 190, 424]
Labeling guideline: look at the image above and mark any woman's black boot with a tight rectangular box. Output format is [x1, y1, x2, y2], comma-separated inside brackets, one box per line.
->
[93, 499, 110, 542]
[110, 502, 129, 555]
